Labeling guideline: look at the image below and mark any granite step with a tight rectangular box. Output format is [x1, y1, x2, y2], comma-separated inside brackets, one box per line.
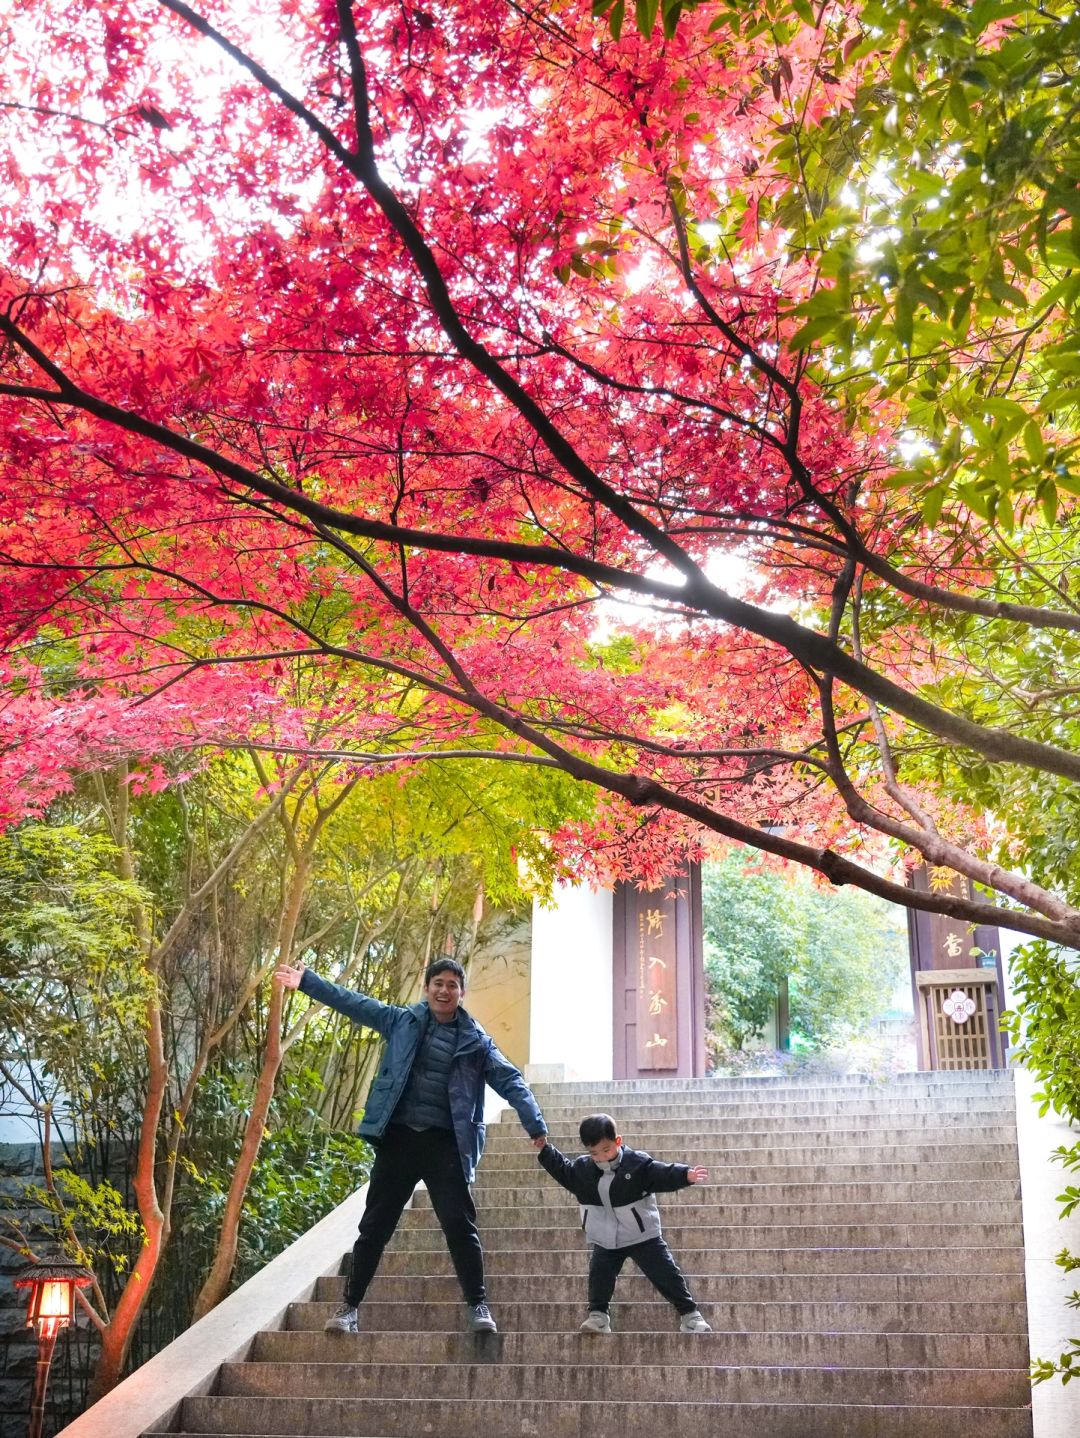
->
[483, 1117, 1019, 1144]
[287, 1297, 1029, 1334]
[250, 1326, 1032, 1370]
[372, 1243, 1027, 1275]
[527, 1074, 1015, 1096]
[312, 1271, 1028, 1304]
[162, 1394, 1034, 1438]
[388, 1220, 1025, 1251]
[478, 1149, 1021, 1178]
[403, 1198, 1022, 1228]
[150, 1073, 1030, 1438]
[527, 1085, 1016, 1105]
[431, 1179, 1023, 1208]
[214, 1357, 1030, 1405]
[527, 1101, 1016, 1124]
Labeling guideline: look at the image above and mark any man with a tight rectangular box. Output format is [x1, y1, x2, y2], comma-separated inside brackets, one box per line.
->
[274, 955, 547, 1334]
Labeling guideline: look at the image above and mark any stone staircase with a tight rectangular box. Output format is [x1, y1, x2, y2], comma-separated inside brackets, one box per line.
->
[146, 1071, 1033, 1437]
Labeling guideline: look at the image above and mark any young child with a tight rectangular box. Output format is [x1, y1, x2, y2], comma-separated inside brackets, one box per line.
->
[537, 1112, 711, 1334]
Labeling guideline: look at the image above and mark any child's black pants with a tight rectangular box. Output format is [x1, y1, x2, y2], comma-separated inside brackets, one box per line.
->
[587, 1236, 696, 1315]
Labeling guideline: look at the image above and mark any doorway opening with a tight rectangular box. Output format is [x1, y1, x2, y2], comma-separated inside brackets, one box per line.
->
[700, 853, 916, 1076]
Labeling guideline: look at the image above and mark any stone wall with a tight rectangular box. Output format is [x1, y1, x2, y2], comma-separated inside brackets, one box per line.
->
[1, 1145, 96, 1438]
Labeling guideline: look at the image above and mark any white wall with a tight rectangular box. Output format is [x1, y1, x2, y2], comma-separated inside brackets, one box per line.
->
[528, 882, 613, 1080]
[0, 1063, 74, 1144]
[1014, 1067, 1080, 1438]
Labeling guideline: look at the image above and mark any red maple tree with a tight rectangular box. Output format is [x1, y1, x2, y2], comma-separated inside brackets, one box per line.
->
[2, 0, 1077, 954]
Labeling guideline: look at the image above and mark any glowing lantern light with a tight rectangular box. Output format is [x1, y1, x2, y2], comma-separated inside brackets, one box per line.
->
[15, 1260, 93, 1438]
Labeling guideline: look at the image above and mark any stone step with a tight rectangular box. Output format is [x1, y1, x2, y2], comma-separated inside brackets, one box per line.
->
[251, 1326, 1032, 1370]
[436, 1179, 1022, 1209]
[529, 1104, 1018, 1127]
[164, 1394, 1033, 1437]
[215, 1358, 1030, 1406]
[484, 1118, 1019, 1146]
[530, 1070, 1011, 1084]
[388, 1220, 1025, 1251]
[153, 1073, 1031, 1438]
[288, 1297, 1029, 1334]
[527, 1074, 1015, 1096]
[478, 1148, 1021, 1177]
[371, 1243, 1027, 1276]
[313, 1271, 1028, 1304]
[529, 1087, 1018, 1110]
[511, 1110, 1018, 1133]
[404, 1198, 1022, 1228]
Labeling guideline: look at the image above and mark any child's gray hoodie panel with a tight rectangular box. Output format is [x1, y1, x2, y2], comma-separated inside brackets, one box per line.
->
[580, 1159, 663, 1248]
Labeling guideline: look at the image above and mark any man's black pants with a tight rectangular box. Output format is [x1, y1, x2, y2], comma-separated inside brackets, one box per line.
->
[345, 1124, 485, 1307]
[587, 1236, 696, 1315]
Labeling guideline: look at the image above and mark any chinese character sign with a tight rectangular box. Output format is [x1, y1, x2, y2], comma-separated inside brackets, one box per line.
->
[636, 898, 678, 1069]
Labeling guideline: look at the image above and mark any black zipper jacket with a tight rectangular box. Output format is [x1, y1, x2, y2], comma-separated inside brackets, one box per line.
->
[537, 1141, 691, 1249]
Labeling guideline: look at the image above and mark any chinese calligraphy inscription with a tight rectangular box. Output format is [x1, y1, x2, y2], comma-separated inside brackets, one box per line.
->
[637, 902, 677, 1069]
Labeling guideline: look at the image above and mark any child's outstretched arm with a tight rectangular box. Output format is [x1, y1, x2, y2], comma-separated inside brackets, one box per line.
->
[638, 1156, 701, 1192]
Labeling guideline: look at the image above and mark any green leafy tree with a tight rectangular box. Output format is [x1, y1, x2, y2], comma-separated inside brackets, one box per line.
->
[598, 0, 1080, 525]
[0, 736, 595, 1395]
[703, 850, 909, 1054]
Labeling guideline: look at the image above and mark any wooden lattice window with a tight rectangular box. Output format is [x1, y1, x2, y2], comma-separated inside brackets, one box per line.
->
[915, 969, 1005, 1070]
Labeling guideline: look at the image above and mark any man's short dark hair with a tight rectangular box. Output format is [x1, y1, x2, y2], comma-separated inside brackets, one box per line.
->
[424, 956, 467, 988]
[579, 1113, 617, 1146]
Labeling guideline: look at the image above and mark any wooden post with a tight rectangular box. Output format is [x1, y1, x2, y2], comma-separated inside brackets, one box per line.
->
[28, 1329, 57, 1438]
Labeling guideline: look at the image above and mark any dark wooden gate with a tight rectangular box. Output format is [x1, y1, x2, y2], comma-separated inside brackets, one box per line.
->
[612, 865, 707, 1079]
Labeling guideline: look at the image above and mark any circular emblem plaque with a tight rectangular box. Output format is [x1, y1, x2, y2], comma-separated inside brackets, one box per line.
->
[942, 989, 977, 1025]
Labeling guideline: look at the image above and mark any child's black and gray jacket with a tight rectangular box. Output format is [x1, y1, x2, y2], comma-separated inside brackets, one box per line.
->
[537, 1141, 691, 1249]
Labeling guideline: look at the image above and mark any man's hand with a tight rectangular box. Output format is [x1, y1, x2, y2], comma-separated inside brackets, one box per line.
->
[274, 962, 306, 990]
[530, 1134, 548, 1151]
[687, 1165, 708, 1184]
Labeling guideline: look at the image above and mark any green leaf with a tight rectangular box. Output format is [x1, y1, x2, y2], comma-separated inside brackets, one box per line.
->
[1038, 479, 1059, 525]
[1024, 421, 1047, 466]
[635, 0, 660, 36]
[947, 84, 970, 128]
[1039, 387, 1080, 414]
[980, 397, 1027, 421]
[789, 313, 840, 351]
[896, 287, 915, 349]
[922, 484, 947, 526]
[661, 0, 683, 39]
[987, 277, 1029, 309]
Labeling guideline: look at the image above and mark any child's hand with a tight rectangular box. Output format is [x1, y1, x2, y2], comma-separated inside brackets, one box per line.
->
[274, 962, 306, 989]
[687, 1166, 708, 1184]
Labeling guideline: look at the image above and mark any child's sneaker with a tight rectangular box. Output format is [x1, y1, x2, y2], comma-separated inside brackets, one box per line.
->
[468, 1301, 498, 1333]
[579, 1310, 612, 1333]
[678, 1309, 711, 1333]
[324, 1302, 358, 1334]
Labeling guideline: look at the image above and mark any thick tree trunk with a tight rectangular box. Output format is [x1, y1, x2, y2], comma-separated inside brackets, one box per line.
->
[87, 993, 168, 1401]
[189, 985, 285, 1320]
[190, 851, 309, 1320]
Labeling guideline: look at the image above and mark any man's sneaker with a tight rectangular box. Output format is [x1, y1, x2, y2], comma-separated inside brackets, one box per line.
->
[467, 1302, 497, 1333]
[679, 1309, 711, 1333]
[324, 1303, 358, 1334]
[579, 1310, 612, 1334]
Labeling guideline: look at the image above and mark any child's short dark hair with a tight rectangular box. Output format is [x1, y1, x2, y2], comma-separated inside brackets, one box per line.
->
[579, 1113, 617, 1146]
[424, 957, 466, 988]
